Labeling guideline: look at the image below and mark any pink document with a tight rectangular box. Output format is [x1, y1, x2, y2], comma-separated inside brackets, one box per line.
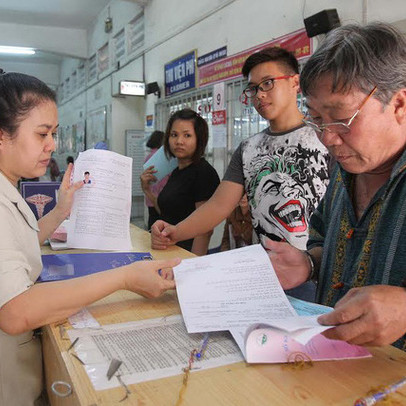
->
[246, 328, 371, 363]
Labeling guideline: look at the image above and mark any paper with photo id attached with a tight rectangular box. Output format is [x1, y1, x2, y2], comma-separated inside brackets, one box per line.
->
[67, 149, 133, 250]
[143, 145, 177, 182]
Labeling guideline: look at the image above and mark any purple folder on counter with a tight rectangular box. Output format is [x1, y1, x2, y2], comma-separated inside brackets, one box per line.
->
[39, 252, 152, 282]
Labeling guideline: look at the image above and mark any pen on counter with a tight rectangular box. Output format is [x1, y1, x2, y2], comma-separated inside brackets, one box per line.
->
[196, 333, 209, 359]
[354, 376, 406, 406]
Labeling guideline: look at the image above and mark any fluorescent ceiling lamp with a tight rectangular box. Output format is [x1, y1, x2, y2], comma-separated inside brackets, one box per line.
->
[0, 46, 35, 55]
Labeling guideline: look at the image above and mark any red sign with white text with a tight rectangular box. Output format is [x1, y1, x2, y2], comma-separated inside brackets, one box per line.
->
[199, 28, 311, 87]
[212, 110, 227, 125]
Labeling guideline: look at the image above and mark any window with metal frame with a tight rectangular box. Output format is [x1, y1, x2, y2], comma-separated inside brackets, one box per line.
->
[226, 78, 268, 164]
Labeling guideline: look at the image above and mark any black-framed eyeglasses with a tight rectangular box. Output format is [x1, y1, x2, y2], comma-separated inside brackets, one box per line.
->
[243, 75, 295, 98]
[303, 86, 378, 137]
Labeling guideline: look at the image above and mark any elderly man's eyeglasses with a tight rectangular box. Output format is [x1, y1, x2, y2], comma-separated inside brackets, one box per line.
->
[243, 75, 295, 98]
[303, 86, 378, 137]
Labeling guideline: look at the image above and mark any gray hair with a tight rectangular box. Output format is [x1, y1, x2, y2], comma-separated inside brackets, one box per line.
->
[300, 22, 406, 105]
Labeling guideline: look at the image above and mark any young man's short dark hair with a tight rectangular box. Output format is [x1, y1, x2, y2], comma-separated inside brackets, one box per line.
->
[242, 47, 299, 78]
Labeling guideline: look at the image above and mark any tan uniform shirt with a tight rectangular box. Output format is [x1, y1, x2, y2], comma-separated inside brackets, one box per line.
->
[0, 172, 43, 406]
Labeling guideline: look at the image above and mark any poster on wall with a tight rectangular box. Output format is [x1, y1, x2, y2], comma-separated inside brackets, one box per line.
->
[114, 29, 126, 63]
[58, 125, 72, 154]
[212, 110, 227, 148]
[199, 28, 312, 87]
[125, 130, 145, 197]
[98, 43, 110, 74]
[212, 82, 227, 148]
[64, 125, 73, 153]
[73, 120, 86, 153]
[164, 50, 197, 97]
[57, 126, 65, 153]
[127, 13, 144, 55]
[78, 64, 86, 90]
[86, 106, 107, 149]
[88, 54, 97, 82]
[145, 114, 154, 130]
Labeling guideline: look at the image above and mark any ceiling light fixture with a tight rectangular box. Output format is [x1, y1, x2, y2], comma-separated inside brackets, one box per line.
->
[0, 46, 35, 55]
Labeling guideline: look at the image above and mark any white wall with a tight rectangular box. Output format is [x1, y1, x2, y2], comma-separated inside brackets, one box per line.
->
[0, 21, 87, 57]
[0, 60, 59, 88]
[57, 0, 145, 164]
[111, 96, 145, 154]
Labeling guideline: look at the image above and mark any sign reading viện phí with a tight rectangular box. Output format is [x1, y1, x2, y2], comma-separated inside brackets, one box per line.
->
[164, 50, 197, 97]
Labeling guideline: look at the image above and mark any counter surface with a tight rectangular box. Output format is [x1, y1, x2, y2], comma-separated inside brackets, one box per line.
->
[41, 226, 406, 405]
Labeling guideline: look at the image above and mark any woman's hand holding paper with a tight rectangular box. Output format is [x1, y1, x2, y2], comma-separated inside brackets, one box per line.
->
[123, 258, 180, 298]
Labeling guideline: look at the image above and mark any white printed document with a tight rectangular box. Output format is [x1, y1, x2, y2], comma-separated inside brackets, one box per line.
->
[67, 315, 243, 390]
[173, 244, 299, 332]
[67, 149, 133, 250]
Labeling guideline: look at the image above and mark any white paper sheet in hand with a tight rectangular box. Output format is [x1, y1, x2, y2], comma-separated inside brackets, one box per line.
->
[173, 244, 297, 333]
[143, 145, 177, 182]
[67, 149, 133, 251]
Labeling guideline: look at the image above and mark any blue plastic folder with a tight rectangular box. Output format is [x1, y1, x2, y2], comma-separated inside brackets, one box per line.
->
[39, 252, 152, 282]
[143, 145, 178, 182]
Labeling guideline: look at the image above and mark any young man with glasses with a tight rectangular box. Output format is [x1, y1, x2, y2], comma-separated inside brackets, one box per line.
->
[151, 47, 329, 299]
[267, 22, 406, 350]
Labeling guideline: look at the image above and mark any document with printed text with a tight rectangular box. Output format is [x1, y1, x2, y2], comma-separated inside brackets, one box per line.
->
[174, 245, 299, 332]
[67, 315, 243, 390]
[67, 149, 133, 250]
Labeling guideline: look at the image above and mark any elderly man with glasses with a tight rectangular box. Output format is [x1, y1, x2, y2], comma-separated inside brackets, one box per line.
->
[151, 47, 330, 300]
[267, 22, 406, 350]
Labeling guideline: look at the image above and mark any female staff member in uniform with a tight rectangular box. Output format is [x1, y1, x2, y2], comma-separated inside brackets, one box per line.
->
[0, 71, 179, 406]
[141, 109, 220, 255]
